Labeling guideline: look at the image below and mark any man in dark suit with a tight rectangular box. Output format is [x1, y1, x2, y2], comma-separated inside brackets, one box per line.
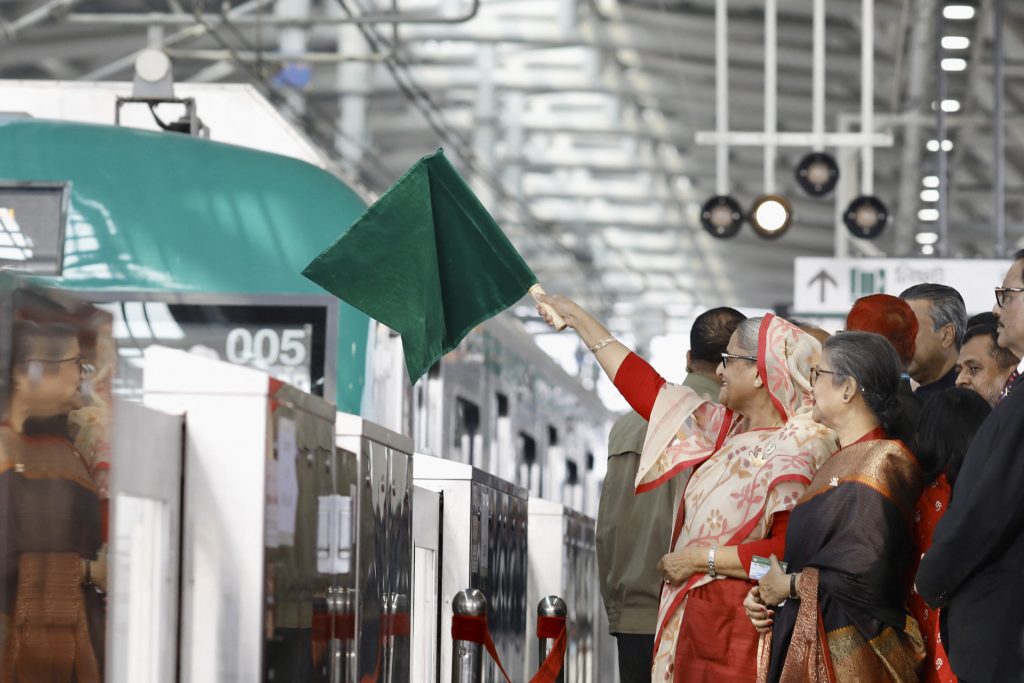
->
[916, 250, 1024, 682]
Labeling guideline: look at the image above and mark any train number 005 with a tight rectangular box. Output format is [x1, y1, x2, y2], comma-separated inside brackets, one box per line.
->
[225, 328, 307, 367]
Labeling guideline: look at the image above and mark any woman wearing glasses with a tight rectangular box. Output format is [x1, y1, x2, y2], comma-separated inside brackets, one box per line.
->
[743, 332, 926, 682]
[0, 321, 105, 682]
[535, 294, 837, 682]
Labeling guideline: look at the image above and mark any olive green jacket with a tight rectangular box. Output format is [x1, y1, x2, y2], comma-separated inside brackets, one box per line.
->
[596, 372, 718, 634]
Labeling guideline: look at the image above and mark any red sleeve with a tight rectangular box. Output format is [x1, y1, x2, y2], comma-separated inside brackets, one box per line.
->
[736, 510, 790, 575]
[612, 352, 667, 421]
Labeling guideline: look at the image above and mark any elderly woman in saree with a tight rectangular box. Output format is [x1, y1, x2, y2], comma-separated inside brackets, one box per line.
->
[536, 295, 837, 682]
[743, 331, 926, 682]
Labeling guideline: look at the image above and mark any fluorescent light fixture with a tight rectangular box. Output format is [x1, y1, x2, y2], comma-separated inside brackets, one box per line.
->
[942, 36, 970, 49]
[921, 189, 940, 202]
[616, 48, 641, 67]
[942, 58, 968, 72]
[943, 5, 975, 20]
[923, 176, 940, 188]
[922, 244, 936, 255]
[918, 208, 940, 221]
[916, 232, 940, 245]
[941, 99, 961, 112]
[927, 139, 954, 152]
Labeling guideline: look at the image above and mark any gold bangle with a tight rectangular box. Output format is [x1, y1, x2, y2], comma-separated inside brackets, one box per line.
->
[588, 337, 615, 353]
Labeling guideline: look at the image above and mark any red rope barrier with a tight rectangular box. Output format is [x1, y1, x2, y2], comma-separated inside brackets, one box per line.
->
[529, 616, 567, 683]
[451, 614, 512, 683]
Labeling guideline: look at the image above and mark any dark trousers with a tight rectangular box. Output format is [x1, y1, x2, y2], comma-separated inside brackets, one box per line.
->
[614, 633, 654, 683]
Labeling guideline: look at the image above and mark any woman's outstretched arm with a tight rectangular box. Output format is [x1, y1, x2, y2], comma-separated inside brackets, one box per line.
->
[535, 293, 632, 379]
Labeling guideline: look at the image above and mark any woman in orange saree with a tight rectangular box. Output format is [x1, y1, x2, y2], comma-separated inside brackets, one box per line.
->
[744, 332, 925, 683]
[535, 295, 837, 682]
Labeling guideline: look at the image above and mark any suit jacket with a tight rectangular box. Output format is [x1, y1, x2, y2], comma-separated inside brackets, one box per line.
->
[916, 372, 1024, 682]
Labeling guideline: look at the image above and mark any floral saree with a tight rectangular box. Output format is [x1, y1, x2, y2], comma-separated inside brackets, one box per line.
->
[636, 314, 838, 682]
[759, 438, 925, 683]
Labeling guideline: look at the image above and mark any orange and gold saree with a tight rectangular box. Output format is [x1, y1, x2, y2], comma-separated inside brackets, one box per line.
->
[758, 437, 925, 683]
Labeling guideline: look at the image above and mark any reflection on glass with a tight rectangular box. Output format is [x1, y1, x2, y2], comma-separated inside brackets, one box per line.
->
[92, 298, 327, 400]
[0, 285, 113, 683]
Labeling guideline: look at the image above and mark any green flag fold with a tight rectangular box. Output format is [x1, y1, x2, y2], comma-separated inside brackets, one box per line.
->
[303, 149, 538, 383]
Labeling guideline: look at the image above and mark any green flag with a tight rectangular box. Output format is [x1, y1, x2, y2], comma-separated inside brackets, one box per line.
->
[303, 149, 540, 384]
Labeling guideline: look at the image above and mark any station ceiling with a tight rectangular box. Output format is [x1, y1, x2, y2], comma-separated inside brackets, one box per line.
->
[1, 0, 1020, 350]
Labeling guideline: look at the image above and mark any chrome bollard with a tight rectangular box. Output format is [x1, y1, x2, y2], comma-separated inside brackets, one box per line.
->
[382, 592, 410, 682]
[382, 592, 395, 683]
[537, 596, 568, 683]
[452, 588, 487, 683]
[327, 586, 356, 683]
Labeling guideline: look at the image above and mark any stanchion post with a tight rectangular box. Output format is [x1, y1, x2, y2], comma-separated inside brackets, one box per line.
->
[382, 591, 395, 682]
[452, 588, 487, 683]
[326, 586, 355, 683]
[537, 596, 568, 683]
[387, 592, 409, 680]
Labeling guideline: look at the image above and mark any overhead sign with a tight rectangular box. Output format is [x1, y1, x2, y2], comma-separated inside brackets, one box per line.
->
[794, 257, 1010, 316]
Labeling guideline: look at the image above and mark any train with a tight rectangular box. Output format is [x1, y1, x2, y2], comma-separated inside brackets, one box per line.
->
[0, 82, 616, 681]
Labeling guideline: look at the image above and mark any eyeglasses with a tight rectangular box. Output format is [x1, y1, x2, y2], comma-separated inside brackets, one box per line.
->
[720, 352, 757, 368]
[809, 366, 838, 386]
[21, 356, 95, 376]
[995, 287, 1024, 308]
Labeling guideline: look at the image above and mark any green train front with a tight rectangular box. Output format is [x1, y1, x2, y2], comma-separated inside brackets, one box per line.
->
[0, 117, 371, 413]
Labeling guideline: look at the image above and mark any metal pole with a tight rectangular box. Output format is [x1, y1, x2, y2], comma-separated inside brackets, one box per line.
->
[994, 0, 1007, 257]
[763, 0, 777, 193]
[386, 592, 410, 682]
[715, 0, 729, 195]
[0, 0, 84, 42]
[452, 589, 486, 683]
[936, 3, 949, 257]
[812, 0, 825, 151]
[861, 0, 875, 196]
[327, 587, 356, 683]
[537, 596, 568, 683]
[382, 592, 396, 683]
[77, 0, 276, 81]
[892, 0, 935, 255]
[64, 0, 480, 26]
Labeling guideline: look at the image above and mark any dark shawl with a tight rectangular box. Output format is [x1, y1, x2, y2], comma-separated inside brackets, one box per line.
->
[0, 426, 103, 682]
[762, 438, 925, 683]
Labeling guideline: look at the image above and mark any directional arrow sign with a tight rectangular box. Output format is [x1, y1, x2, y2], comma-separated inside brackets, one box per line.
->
[794, 257, 1010, 315]
[808, 269, 838, 303]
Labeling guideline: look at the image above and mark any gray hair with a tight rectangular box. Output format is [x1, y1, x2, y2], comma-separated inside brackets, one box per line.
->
[823, 332, 903, 434]
[733, 317, 763, 356]
[899, 283, 968, 349]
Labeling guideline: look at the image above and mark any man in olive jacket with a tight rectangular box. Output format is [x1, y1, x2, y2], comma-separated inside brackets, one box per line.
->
[597, 307, 744, 682]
